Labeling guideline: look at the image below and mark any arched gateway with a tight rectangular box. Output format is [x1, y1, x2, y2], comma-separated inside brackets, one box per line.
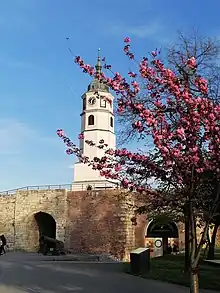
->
[34, 212, 56, 239]
[146, 219, 179, 256]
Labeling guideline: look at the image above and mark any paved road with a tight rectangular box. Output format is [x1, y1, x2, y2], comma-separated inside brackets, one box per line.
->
[0, 252, 216, 293]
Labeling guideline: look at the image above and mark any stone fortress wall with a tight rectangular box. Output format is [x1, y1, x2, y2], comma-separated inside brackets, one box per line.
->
[0, 189, 67, 252]
[0, 189, 135, 260]
[0, 188, 219, 260]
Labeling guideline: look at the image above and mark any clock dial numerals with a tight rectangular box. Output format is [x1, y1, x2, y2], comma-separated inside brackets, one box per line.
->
[88, 97, 96, 105]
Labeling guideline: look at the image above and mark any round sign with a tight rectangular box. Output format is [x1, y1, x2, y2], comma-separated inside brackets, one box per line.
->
[155, 239, 162, 248]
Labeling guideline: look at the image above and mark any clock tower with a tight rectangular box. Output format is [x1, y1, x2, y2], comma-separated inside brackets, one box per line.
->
[72, 50, 117, 190]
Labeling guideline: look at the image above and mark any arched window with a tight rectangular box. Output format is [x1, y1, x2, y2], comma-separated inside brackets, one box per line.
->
[88, 115, 94, 125]
[110, 117, 113, 127]
[100, 97, 106, 108]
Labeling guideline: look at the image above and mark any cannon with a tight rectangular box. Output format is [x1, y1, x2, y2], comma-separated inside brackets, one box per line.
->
[39, 236, 65, 256]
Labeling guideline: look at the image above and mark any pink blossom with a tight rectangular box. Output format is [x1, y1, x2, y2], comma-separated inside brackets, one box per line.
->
[124, 37, 131, 43]
[128, 71, 137, 78]
[121, 178, 129, 187]
[209, 113, 215, 120]
[115, 164, 122, 172]
[186, 57, 197, 69]
[132, 81, 139, 88]
[176, 128, 185, 139]
[56, 129, 65, 137]
[78, 133, 84, 139]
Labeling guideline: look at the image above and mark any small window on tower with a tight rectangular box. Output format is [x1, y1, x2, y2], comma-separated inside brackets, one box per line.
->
[88, 115, 94, 125]
[83, 98, 86, 110]
[100, 97, 106, 108]
[110, 117, 113, 127]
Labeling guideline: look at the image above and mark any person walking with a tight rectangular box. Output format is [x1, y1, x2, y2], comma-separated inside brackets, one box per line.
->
[0, 234, 7, 255]
[172, 242, 178, 255]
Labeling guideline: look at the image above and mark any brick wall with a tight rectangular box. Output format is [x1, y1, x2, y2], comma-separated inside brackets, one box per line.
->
[215, 227, 220, 246]
[132, 193, 185, 250]
[65, 190, 135, 261]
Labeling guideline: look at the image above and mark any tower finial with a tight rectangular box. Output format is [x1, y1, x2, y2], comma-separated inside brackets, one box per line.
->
[95, 48, 102, 74]
[87, 48, 109, 92]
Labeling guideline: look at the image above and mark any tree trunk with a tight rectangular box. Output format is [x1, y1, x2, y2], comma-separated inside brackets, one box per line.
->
[184, 203, 191, 273]
[207, 223, 219, 260]
[190, 220, 210, 293]
[193, 217, 197, 248]
[203, 228, 210, 259]
[190, 268, 199, 293]
[189, 201, 199, 293]
[184, 215, 190, 272]
[189, 180, 220, 293]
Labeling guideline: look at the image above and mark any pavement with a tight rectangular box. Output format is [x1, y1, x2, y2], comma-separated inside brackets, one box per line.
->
[205, 259, 220, 266]
[0, 252, 217, 293]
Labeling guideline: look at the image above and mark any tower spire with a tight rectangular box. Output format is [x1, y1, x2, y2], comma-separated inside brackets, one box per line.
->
[95, 48, 102, 74]
[87, 49, 109, 92]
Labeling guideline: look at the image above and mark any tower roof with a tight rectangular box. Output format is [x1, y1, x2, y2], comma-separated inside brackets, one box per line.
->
[87, 49, 109, 93]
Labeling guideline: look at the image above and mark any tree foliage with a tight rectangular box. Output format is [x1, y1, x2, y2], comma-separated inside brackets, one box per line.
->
[117, 31, 220, 145]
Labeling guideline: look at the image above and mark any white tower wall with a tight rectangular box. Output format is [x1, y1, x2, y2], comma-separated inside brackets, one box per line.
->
[72, 53, 117, 191]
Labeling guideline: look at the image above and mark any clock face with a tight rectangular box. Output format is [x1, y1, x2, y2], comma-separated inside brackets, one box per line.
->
[88, 97, 96, 105]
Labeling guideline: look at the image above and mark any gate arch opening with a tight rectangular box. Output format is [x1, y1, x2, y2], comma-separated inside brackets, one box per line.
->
[146, 220, 178, 238]
[34, 212, 56, 239]
[146, 219, 179, 256]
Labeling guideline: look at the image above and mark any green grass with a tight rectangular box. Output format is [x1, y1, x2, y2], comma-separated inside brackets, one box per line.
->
[124, 254, 220, 291]
[201, 248, 220, 260]
[213, 253, 220, 259]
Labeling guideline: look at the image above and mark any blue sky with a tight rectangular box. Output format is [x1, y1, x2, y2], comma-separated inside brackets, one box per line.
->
[0, 0, 219, 191]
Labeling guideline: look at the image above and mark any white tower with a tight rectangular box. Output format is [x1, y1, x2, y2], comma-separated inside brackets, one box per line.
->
[72, 50, 117, 191]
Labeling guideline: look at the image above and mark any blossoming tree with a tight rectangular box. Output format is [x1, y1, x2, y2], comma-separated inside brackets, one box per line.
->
[57, 38, 220, 293]
[117, 32, 220, 269]
[117, 32, 220, 145]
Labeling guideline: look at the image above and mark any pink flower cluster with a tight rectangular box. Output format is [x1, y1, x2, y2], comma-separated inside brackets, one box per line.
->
[186, 56, 197, 69]
[78, 133, 84, 140]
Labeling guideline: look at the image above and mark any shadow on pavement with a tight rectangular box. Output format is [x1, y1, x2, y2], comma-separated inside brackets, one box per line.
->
[0, 259, 130, 293]
[0, 253, 216, 293]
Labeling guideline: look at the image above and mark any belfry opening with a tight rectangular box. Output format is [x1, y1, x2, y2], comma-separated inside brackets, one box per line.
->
[34, 212, 56, 239]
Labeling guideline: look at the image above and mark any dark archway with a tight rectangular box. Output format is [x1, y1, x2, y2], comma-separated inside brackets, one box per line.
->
[146, 220, 178, 238]
[146, 219, 179, 255]
[34, 212, 56, 239]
